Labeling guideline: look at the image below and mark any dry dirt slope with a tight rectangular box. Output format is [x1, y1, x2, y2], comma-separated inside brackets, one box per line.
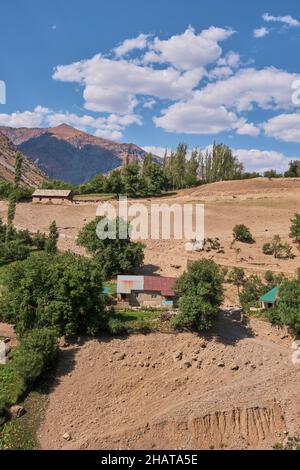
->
[38, 312, 300, 450]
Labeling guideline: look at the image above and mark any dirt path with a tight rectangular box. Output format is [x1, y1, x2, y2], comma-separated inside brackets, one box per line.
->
[37, 312, 300, 450]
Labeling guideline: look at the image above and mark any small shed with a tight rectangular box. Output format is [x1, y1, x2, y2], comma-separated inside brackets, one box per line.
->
[32, 189, 73, 205]
[117, 275, 177, 308]
[260, 287, 279, 309]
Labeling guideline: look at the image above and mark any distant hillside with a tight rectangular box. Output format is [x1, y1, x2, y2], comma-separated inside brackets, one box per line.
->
[0, 124, 157, 185]
[0, 130, 44, 187]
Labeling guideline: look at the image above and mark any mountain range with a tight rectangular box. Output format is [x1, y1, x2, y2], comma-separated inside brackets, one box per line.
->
[0, 124, 153, 185]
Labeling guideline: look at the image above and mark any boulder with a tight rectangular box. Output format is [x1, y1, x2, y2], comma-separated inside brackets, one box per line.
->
[10, 405, 25, 419]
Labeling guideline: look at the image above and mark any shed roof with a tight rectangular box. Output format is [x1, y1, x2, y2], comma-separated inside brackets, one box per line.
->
[32, 189, 72, 197]
[260, 287, 279, 303]
[144, 276, 177, 296]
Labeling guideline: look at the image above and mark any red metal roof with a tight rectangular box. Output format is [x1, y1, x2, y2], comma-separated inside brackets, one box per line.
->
[144, 276, 177, 297]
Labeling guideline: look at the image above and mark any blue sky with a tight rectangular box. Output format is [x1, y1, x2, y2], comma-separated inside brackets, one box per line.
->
[1, 0, 300, 172]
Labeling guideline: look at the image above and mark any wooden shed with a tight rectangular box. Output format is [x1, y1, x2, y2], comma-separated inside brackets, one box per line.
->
[32, 189, 73, 205]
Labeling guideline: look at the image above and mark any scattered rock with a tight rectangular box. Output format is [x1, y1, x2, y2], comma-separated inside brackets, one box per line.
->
[230, 364, 239, 371]
[173, 351, 183, 361]
[217, 362, 225, 368]
[196, 361, 202, 369]
[116, 353, 126, 361]
[63, 432, 71, 441]
[10, 405, 25, 419]
[182, 361, 192, 369]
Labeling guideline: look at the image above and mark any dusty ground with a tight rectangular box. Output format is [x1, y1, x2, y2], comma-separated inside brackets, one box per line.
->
[37, 311, 300, 450]
[1, 178, 300, 287]
[1, 177, 300, 449]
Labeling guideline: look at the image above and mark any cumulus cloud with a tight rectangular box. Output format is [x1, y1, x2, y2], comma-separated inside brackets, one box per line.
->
[262, 12, 299, 27]
[154, 102, 245, 135]
[53, 54, 205, 114]
[114, 33, 149, 57]
[234, 148, 297, 173]
[143, 26, 234, 71]
[153, 67, 300, 135]
[0, 107, 142, 140]
[263, 113, 300, 142]
[0, 106, 50, 128]
[253, 27, 270, 38]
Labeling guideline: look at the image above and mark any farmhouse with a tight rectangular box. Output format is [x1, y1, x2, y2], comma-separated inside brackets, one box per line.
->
[117, 275, 178, 308]
[260, 287, 279, 309]
[32, 189, 73, 204]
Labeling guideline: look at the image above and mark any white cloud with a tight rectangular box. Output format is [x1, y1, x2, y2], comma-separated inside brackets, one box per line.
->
[114, 33, 149, 57]
[153, 67, 300, 135]
[217, 51, 240, 68]
[154, 102, 244, 135]
[262, 12, 299, 27]
[53, 54, 205, 114]
[0, 106, 50, 128]
[142, 146, 169, 157]
[234, 148, 297, 173]
[263, 113, 300, 142]
[253, 27, 270, 38]
[143, 25, 234, 71]
[236, 122, 260, 136]
[0, 107, 142, 140]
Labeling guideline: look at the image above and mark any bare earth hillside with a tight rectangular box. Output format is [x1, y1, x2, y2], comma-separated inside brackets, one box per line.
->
[0, 131, 44, 186]
[1, 177, 299, 450]
[37, 312, 300, 450]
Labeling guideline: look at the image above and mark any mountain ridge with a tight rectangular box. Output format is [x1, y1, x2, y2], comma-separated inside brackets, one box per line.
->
[0, 124, 156, 184]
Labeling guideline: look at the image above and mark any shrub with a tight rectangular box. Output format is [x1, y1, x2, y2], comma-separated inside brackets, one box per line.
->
[0, 364, 25, 420]
[233, 224, 254, 243]
[13, 328, 58, 385]
[289, 213, 300, 244]
[172, 259, 223, 331]
[0, 241, 30, 265]
[263, 235, 294, 259]
[0, 252, 105, 336]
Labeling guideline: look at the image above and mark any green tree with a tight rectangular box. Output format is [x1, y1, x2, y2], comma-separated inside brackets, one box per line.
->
[239, 274, 265, 310]
[284, 160, 300, 178]
[142, 153, 165, 195]
[184, 149, 199, 187]
[5, 192, 17, 243]
[106, 169, 124, 195]
[45, 220, 58, 254]
[289, 213, 300, 244]
[77, 216, 144, 277]
[267, 279, 300, 333]
[1, 252, 105, 336]
[172, 259, 224, 331]
[228, 267, 246, 295]
[14, 151, 23, 186]
[122, 158, 145, 197]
